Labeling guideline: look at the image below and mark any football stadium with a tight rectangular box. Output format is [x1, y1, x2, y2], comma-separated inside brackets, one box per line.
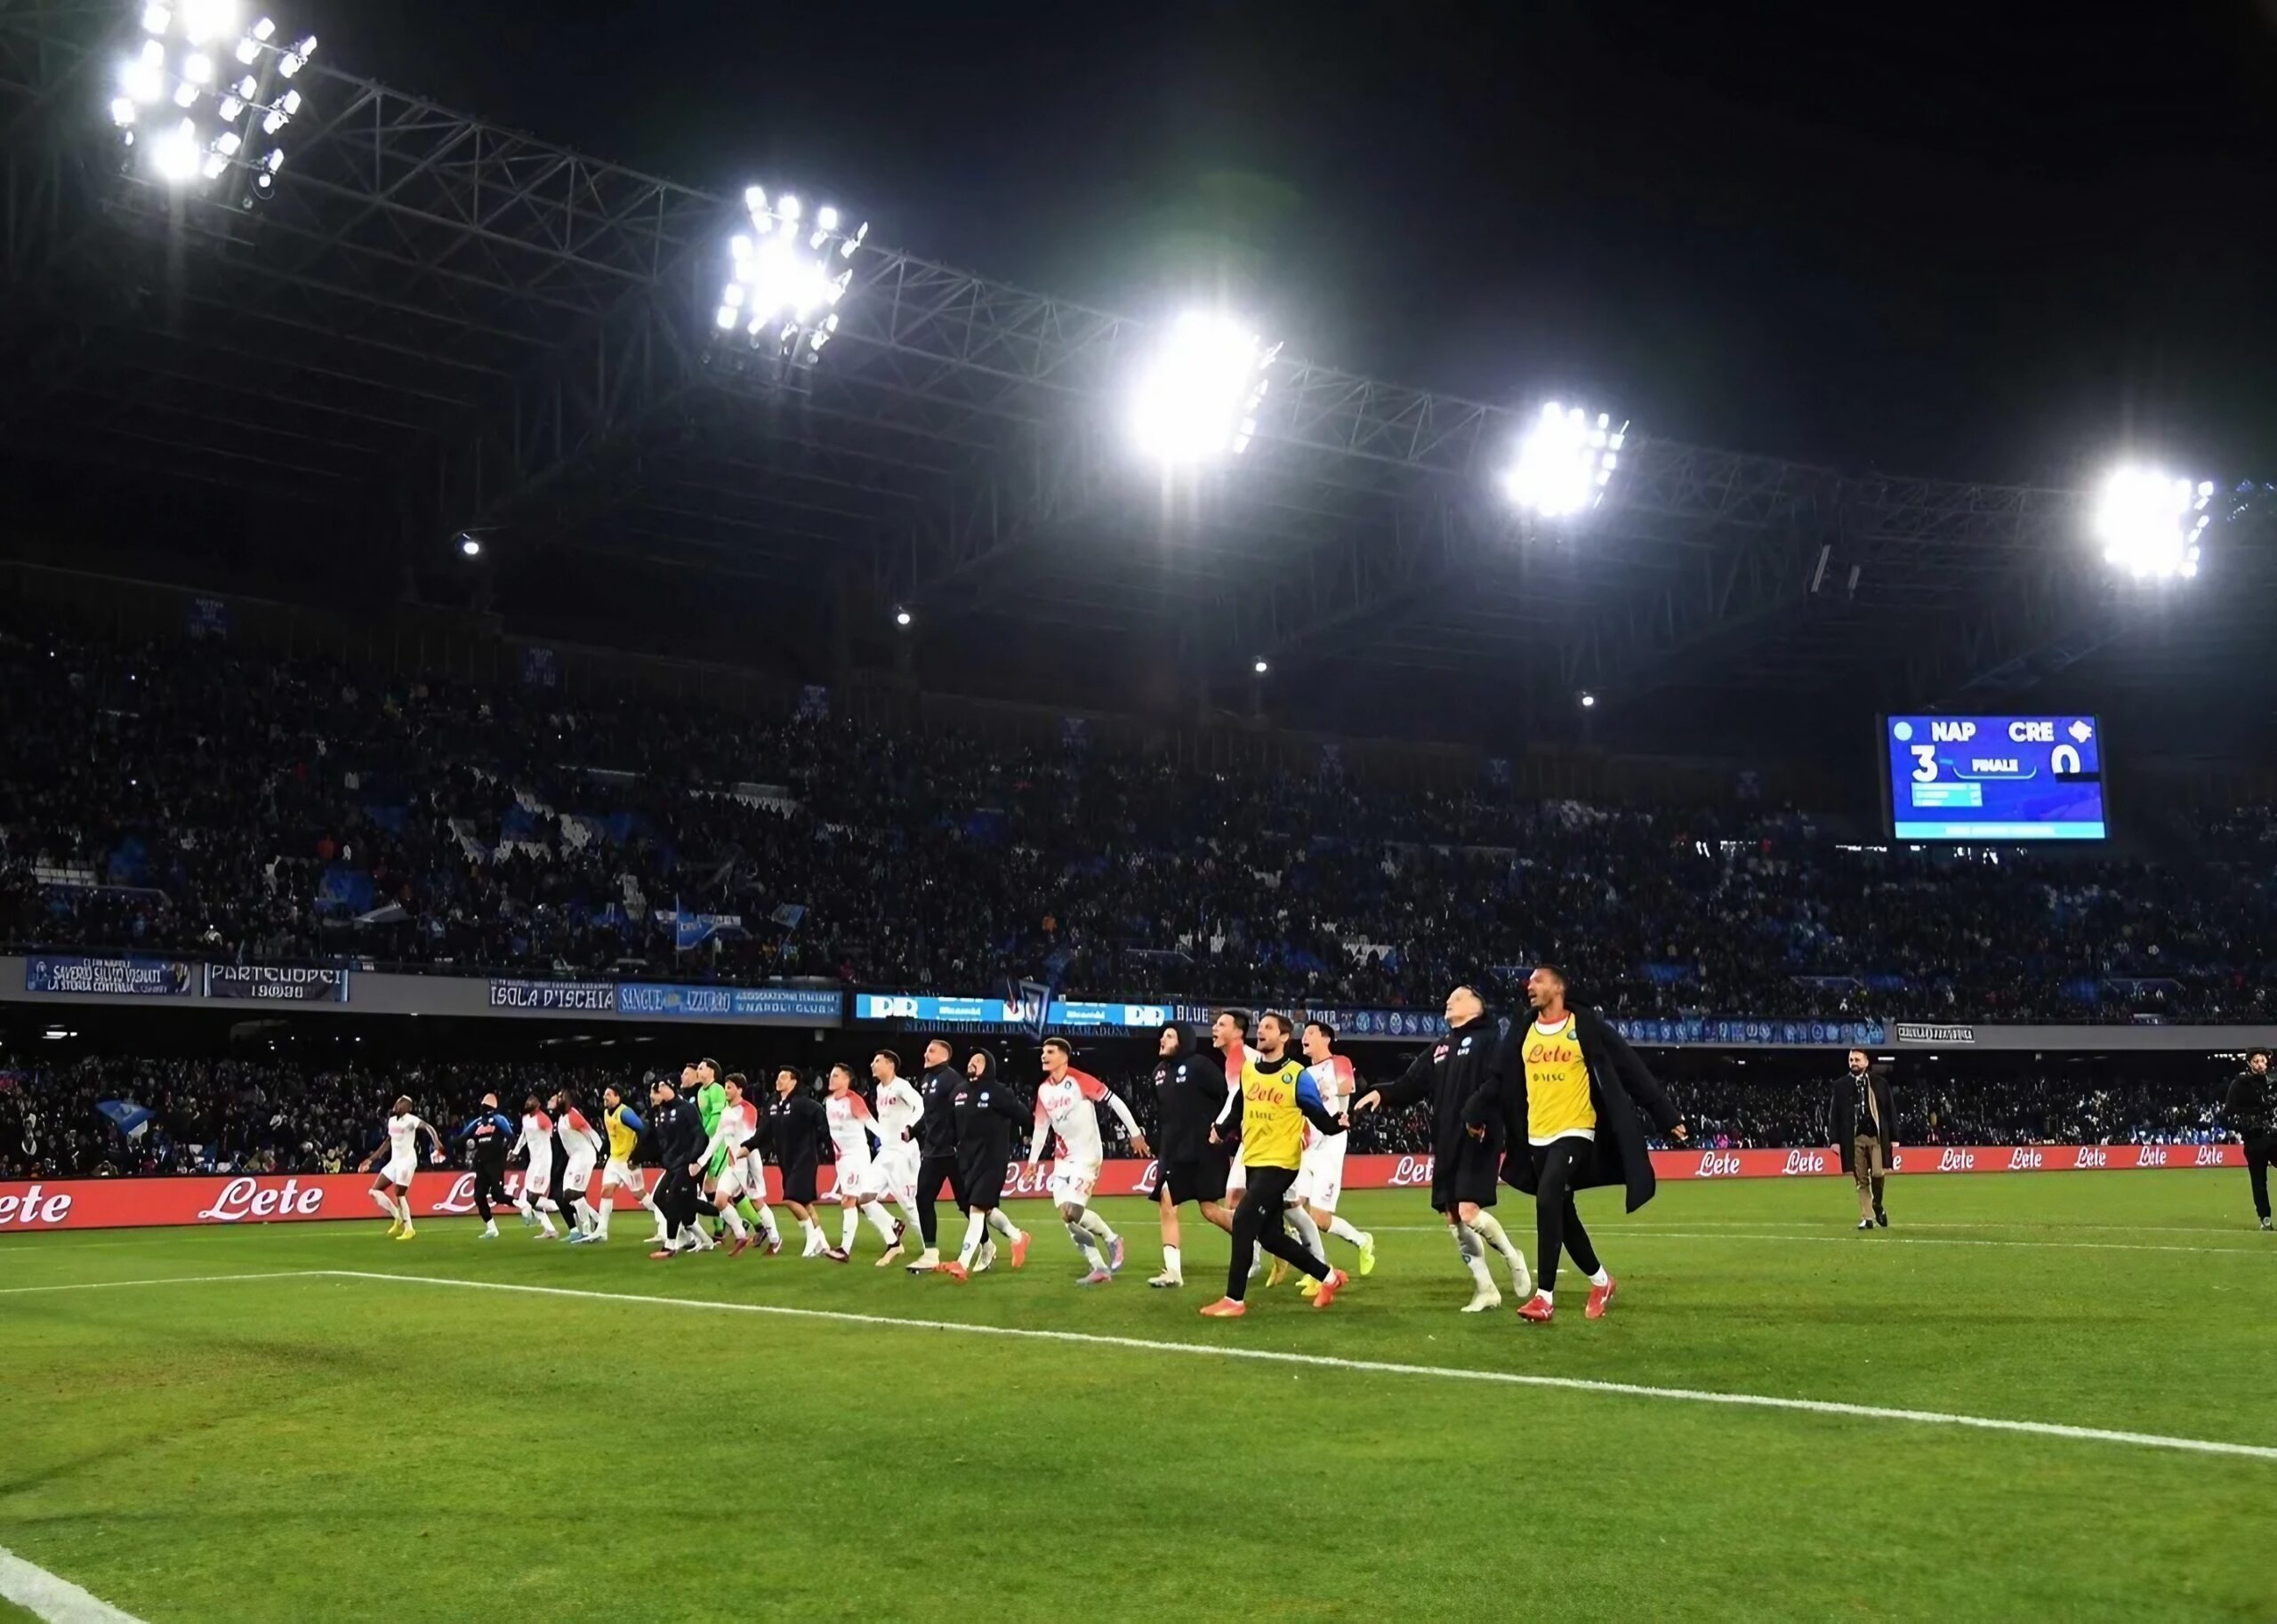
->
[2, 4, 2275, 1621]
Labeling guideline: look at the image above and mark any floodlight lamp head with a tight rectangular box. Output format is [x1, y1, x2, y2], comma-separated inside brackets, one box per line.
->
[1504, 398, 1627, 518]
[2092, 463, 2210, 582]
[1128, 310, 1275, 465]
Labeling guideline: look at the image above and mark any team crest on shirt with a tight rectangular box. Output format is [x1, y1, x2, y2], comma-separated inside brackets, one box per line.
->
[1457, 1036, 1473, 1054]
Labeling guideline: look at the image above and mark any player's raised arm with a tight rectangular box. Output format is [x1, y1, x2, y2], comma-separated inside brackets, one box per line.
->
[1356, 1045, 1433, 1113]
[1086, 1075, 1149, 1156]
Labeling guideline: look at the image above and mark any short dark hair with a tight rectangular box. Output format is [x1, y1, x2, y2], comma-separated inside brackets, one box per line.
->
[696, 1057, 720, 1073]
[774, 1065, 801, 1082]
[1258, 1011, 1291, 1037]
[828, 1062, 853, 1081]
[1533, 965, 1567, 987]
[1304, 1018, 1336, 1043]
[873, 1048, 902, 1070]
[2251, 1049, 2272, 1065]
[1215, 1008, 1251, 1034]
[1042, 1037, 1073, 1058]
[725, 1072, 747, 1090]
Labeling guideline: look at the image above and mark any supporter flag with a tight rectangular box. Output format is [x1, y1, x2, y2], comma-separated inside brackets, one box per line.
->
[97, 1099, 155, 1141]
[769, 903, 807, 929]
[674, 910, 716, 952]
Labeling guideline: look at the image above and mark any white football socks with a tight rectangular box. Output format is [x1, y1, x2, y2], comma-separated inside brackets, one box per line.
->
[1453, 1223, 1494, 1290]
[369, 1189, 397, 1219]
[1324, 1214, 1368, 1248]
[986, 1209, 1023, 1242]
[1285, 1205, 1327, 1265]
[959, 1209, 988, 1266]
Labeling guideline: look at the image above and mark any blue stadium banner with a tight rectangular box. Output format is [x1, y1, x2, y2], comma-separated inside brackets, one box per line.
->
[205, 965, 350, 1003]
[1300, 1006, 1444, 1039]
[616, 983, 841, 1025]
[1611, 1017, 1887, 1049]
[487, 978, 616, 1013]
[853, 992, 1214, 1034]
[519, 645, 559, 688]
[25, 955, 196, 997]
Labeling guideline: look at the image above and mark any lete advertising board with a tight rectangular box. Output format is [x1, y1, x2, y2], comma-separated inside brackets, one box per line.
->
[0, 1145, 2243, 1232]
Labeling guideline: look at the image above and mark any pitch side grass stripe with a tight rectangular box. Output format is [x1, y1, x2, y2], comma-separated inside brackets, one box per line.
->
[0, 1545, 147, 1624]
[321, 1269, 2277, 1464]
[1372, 1225, 2271, 1255]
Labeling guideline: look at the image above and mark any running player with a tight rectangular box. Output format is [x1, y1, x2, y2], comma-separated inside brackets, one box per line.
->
[823, 1063, 902, 1260]
[1290, 1019, 1376, 1295]
[1027, 1038, 1148, 1284]
[763, 1067, 841, 1259]
[691, 1057, 730, 1243]
[595, 1082, 658, 1245]
[695, 1073, 763, 1255]
[360, 1095, 443, 1241]
[866, 1049, 927, 1267]
[1201, 1012, 1350, 1317]
[724, 1073, 784, 1254]
[940, 1049, 1033, 1282]
[510, 1095, 559, 1240]
[552, 1090, 605, 1242]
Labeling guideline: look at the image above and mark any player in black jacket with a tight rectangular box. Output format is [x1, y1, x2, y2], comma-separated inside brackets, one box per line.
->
[1354, 985, 1533, 1312]
[940, 1048, 1033, 1282]
[2225, 1049, 2273, 1230]
[908, 1038, 969, 1272]
[1147, 1022, 1236, 1289]
[454, 1092, 516, 1239]
[646, 1073, 706, 1260]
[762, 1066, 842, 1259]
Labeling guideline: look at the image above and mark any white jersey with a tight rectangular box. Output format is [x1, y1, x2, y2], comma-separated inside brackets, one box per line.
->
[1031, 1067, 1139, 1170]
[515, 1112, 555, 1178]
[825, 1091, 880, 1169]
[705, 1100, 758, 1165]
[1302, 1055, 1358, 1146]
[385, 1113, 424, 1167]
[557, 1107, 602, 1171]
[1217, 1043, 1263, 1175]
[873, 1077, 923, 1148]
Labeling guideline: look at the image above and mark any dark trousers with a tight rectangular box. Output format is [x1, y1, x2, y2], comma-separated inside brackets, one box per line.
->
[2246, 1135, 2273, 1222]
[915, 1154, 965, 1245]
[471, 1157, 510, 1224]
[656, 1169, 700, 1240]
[1227, 1165, 1329, 1302]
[1532, 1138, 1602, 1296]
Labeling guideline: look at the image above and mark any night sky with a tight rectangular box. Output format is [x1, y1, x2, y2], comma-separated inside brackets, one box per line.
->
[317, 0, 2277, 489]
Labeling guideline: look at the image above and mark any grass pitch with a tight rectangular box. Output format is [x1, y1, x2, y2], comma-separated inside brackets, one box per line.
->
[3, 1171, 2273, 1622]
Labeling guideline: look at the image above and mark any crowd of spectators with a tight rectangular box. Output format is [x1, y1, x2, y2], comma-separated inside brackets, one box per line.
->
[4, 610, 2276, 1024]
[0, 1050, 2242, 1180]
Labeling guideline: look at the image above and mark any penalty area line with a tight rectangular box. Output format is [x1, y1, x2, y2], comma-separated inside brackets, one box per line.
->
[320, 1269, 2277, 1465]
[0, 1544, 146, 1624]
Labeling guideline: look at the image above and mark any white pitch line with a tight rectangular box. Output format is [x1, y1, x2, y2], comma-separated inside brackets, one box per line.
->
[0, 1271, 316, 1298]
[319, 1268, 2277, 1464]
[0, 1544, 146, 1624]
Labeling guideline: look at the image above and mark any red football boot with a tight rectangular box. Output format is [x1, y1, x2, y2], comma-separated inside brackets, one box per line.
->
[1516, 1292, 1556, 1323]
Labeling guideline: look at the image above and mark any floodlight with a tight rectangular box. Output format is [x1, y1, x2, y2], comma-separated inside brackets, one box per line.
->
[1579, 691, 1597, 709]
[178, 0, 236, 44]
[894, 607, 913, 627]
[1252, 657, 1269, 675]
[114, 2, 312, 203]
[2093, 464, 2210, 580]
[459, 535, 482, 558]
[152, 118, 201, 181]
[1504, 400, 1628, 517]
[715, 182, 868, 366]
[1128, 310, 1278, 464]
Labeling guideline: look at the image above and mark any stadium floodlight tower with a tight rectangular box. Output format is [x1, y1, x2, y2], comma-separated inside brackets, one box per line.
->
[2092, 463, 2211, 581]
[1127, 311, 1279, 465]
[111, 0, 316, 206]
[714, 185, 866, 366]
[1503, 400, 1627, 518]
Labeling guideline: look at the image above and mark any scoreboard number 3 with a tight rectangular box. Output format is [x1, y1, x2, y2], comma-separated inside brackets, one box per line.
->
[1911, 744, 1937, 782]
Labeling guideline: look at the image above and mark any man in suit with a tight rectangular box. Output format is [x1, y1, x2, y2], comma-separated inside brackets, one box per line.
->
[1830, 1049, 1896, 1231]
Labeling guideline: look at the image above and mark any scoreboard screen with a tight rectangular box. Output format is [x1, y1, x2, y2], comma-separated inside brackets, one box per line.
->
[1881, 715, 2107, 840]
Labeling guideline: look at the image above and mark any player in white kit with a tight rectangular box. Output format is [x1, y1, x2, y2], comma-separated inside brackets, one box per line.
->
[865, 1050, 928, 1267]
[824, 1064, 904, 1260]
[510, 1097, 560, 1239]
[360, 1096, 443, 1240]
[1290, 1019, 1376, 1293]
[1028, 1038, 1149, 1284]
[551, 1090, 606, 1243]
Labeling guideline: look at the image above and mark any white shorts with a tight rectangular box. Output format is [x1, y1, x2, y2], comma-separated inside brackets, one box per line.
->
[1225, 1146, 1248, 1193]
[381, 1154, 416, 1188]
[837, 1155, 878, 1199]
[600, 1160, 644, 1195]
[522, 1164, 552, 1198]
[559, 1161, 594, 1196]
[740, 1154, 769, 1201]
[1050, 1160, 1100, 1208]
[876, 1144, 919, 1200]
[714, 1157, 749, 1201]
[1295, 1138, 1347, 1212]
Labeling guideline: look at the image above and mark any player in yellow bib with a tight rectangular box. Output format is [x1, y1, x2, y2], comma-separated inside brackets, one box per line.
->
[1201, 1012, 1352, 1318]
[1464, 965, 1687, 1324]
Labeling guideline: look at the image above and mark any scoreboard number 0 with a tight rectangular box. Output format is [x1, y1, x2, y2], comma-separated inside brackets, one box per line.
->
[2050, 744, 2081, 776]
